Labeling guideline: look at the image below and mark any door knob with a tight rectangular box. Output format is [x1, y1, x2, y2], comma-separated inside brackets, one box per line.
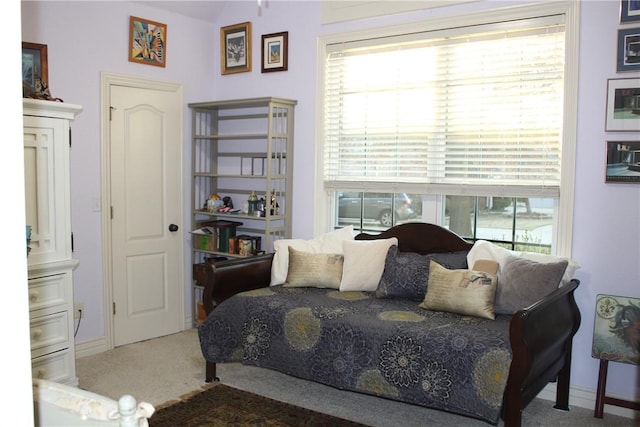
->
[169, 224, 179, 232]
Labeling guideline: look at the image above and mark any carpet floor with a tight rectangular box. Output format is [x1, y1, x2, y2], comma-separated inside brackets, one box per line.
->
[151, 383, 367, 427]
[76, 329, 638, 427]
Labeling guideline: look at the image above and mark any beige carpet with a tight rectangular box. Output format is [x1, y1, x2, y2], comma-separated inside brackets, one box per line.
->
[76, 328, 208, 407]
[76, 329, 638, 426]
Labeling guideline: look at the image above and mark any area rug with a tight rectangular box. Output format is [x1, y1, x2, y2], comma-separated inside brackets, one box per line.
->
[150, 383, 368, 427]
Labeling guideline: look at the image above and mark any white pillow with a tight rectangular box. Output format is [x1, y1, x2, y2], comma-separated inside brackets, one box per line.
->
[270, 226, 354, 286]
[339, 238, 398, 292]
[466, 240, 580, 286]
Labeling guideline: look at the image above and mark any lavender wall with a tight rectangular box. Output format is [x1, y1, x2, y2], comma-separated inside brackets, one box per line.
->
[21, 0, 640, 410]
[21, 0, 217, 347]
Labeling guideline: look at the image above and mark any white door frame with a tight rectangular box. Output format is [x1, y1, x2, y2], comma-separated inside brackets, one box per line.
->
[100, 72, 184, 350]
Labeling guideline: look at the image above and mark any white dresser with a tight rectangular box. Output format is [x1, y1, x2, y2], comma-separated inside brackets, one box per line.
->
[24, 99, 82, 386]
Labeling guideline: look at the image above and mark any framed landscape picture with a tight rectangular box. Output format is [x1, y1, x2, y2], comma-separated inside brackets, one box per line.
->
[617, 27, 640, 72]
[22, 42, 48, 97]
[605, 140, 640, 183]
[621, 0, 640, 23]
[129, 16, 167, 67]
[221, 22, 251, 75]
[605, 78, 640, 131]
[261, 31, 288, 73]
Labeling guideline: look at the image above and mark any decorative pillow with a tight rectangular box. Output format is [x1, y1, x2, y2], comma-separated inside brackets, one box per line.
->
[284, 247, 344, 289]
[375, 248, 470, 301]
[472, 259, 499, 276]
[495, 255, 568, 315]
[339, 238, 398, 292]
[519, 252, 579, 287]
[430, 250, 469, 270]
[420, 260, 498, 320]
[376, 246, 432, 301]
[270, 226, 354, 286]
[467, 240, 579, 286]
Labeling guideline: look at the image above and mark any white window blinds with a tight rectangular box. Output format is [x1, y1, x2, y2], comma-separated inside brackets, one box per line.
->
[323, 16, 566, 198]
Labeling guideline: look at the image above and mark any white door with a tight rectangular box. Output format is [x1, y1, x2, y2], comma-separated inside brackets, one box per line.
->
[110, 84, 183, 346]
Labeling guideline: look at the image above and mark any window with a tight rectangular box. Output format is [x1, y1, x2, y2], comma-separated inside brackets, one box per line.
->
[318, 3, 578, 255]
[336, 191, 417, 229]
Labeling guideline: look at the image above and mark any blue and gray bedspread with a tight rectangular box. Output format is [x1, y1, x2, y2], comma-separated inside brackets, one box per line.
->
[198, 285, 513, 424]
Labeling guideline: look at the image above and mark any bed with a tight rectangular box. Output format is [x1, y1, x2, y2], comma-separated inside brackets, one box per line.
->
[197, 223, 581, 426]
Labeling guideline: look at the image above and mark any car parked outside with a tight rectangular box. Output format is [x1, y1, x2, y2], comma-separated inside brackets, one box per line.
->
[337, 192, 416, 227]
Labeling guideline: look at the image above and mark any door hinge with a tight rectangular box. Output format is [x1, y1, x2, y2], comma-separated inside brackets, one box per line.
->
[69, 127, 72, 148]
[113, 302, 116, 315]
[111, 206, 114, 219]
[110, 106, 115, 121]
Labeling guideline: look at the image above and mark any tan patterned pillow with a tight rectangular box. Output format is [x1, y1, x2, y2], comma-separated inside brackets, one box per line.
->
[284, 247, 344, 289]
[420, 260, 498, 320]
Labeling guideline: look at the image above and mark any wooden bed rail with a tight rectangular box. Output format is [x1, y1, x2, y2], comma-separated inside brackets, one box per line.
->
[503, 279, 581, 426]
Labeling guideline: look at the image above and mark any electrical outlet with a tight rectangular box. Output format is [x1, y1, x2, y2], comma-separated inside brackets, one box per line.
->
[74, 302, 84, 319]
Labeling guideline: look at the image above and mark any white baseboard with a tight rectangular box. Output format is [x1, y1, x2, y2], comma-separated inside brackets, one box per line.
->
[76, 316, 195, 359]
[75, 336, 108, 359]
[537, 382, 639, 419]
[184, 315, 194, 330]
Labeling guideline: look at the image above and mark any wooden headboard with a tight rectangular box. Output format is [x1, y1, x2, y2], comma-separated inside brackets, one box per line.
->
[355, 222, 473, 255]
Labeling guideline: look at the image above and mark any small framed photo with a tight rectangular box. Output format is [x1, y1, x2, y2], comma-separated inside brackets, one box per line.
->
[606, 141, 640, 183]
[261, 31, 288, 73]
[221, 22, 252, 75]
[22, 42, 48, 97]
[621, 0, 640, 23]
[605, 78, 640, 131]
[617, 27, 640, 72]
[129, 16, 167, 67]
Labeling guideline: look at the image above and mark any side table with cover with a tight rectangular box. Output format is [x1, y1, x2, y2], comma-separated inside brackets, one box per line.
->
[591, 294, 640, 418]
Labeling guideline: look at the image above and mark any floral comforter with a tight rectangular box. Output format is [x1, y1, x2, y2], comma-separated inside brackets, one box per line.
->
[198, 285, 513, 424]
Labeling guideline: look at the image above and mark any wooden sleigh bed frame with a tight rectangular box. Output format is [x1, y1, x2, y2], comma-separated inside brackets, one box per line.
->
[195, 223, 581, 427]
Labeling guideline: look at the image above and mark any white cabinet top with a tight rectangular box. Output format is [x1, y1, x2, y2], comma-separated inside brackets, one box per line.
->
[23, 99, 82, 120]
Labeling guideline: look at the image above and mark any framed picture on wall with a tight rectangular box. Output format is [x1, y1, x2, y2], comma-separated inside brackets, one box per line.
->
[129, 16, 167, 67]
[22, 42, 48, 97]
[605, 78, 640, 131]
[617, 27, 640, 72]
[261, 31, 288, 73]
[605, 140, 640, 182]
[221, 22, 252, 75]
[621, 0, 640, 23]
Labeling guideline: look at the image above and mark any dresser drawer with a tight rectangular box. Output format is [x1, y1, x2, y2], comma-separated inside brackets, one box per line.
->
[31, 349, 76, 386]
[28, 274, 67, 313]
[30, 311, 70, 358]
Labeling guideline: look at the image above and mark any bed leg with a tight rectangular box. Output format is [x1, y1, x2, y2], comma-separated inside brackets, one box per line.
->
[553, 347, 573, 411]
[205, 361, 219, 382]
[502, 380, 523, 427]
[503, 400, 522, 427]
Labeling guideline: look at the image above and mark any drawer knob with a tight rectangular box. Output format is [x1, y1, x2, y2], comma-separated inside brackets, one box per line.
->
[36, 369, 46, 379]
[31, 328, 43, 341]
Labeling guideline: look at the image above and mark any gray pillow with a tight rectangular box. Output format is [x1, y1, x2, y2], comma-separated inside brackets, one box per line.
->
[376, 248, 469, 301]
[495, 255, 568, 315]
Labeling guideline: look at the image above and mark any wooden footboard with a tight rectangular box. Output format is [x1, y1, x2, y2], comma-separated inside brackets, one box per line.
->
[199, 254, 274, 382]
[503, 279, 581, 427]
[200, 254, 274, 314]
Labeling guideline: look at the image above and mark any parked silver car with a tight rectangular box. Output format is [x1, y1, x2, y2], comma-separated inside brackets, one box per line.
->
[338, 192, 416, 227]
